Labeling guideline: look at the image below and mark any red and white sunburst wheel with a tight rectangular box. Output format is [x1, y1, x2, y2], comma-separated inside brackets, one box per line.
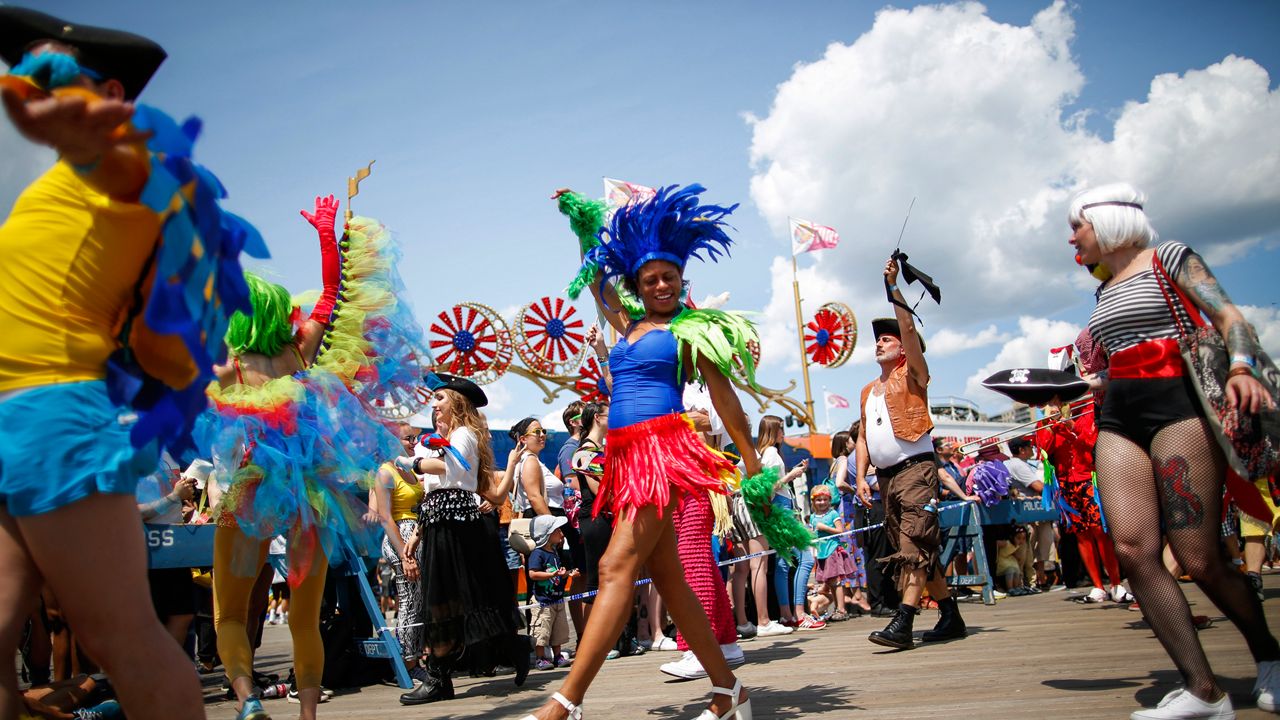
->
[805, 302, 857, 368]
[575, 356, 610, 402]
[427, 302, 513, 385]
[513, 296, 587, 379]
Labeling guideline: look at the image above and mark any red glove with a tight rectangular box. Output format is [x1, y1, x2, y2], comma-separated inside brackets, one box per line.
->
[300, 194, 341, 324]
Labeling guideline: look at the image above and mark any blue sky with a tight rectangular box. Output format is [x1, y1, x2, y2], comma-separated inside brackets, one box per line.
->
[3, 1, 1278, 432]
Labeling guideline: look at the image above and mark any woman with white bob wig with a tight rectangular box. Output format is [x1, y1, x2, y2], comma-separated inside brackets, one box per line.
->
[1069, 181, 1278, 720]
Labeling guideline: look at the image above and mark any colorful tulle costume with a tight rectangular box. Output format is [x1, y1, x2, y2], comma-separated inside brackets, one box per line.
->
[196, 215, 424, 584]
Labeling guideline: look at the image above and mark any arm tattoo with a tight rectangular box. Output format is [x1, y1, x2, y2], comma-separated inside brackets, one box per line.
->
[1176, 253, 1258, 358]
[1156, 455, 1204, 531]
[1176, 254, 1231, 320]
[1226, 323, 1256, 362]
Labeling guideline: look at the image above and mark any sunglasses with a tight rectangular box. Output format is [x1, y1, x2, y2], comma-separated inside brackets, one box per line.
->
[523, 429, 548, 438]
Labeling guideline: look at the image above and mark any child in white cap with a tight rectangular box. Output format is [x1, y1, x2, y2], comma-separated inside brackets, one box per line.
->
[528, 514, 578, 670]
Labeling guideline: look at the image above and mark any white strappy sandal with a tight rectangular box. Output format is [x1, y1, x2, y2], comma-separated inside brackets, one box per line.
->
[696, 678, 752, 720]
[519, 692, 583, 720]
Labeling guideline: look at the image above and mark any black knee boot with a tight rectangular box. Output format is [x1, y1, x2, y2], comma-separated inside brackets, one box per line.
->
[510, 633, 530, 687]
[922, 595, 967, 642]
[868, 603, 917, 650]
[399, 653, 455, 705]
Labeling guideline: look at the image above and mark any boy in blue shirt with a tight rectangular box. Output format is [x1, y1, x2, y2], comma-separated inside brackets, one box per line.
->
[527, 515, 578, 669]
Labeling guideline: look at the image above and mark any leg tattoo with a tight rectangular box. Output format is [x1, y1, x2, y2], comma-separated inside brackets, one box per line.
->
[1157, 456, 1204, 531]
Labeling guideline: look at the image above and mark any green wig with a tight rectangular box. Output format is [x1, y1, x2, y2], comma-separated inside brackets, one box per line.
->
[224, 272, 295, 357]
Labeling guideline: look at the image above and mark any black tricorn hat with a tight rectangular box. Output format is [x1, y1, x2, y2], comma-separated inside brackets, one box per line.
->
[424, 372, 488, 409]
[981, 367, 1090, 407]
[870, 317, 925, 353]
[0, 7, 166, 100]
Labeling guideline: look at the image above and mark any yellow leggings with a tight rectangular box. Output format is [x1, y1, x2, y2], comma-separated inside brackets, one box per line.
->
[213, 525, 328, 690]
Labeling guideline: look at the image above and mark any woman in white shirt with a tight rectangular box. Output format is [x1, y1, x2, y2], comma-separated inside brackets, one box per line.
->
[756, 416, 817, 630]
[397, 374, 528, 705]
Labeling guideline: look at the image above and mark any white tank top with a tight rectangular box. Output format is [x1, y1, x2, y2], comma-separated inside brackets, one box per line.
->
[864, 390, 933, 468]
[512, 451, 564, 512]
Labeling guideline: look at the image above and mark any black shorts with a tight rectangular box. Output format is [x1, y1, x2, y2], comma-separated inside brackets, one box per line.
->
[1097, 375, 1206, 450]
[148, 567, 196, 619]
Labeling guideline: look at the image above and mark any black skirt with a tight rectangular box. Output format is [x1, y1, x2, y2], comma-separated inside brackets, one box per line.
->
[418, 489, 523, 651]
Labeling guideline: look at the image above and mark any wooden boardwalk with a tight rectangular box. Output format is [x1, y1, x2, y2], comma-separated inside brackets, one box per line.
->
[203, 572, 1280, 719]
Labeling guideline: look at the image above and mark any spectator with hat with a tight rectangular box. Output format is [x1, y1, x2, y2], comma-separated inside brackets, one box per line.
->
[397, 373, 529, 705]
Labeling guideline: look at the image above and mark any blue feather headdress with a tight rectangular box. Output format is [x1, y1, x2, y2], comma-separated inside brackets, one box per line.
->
[583, 183, 738, 297]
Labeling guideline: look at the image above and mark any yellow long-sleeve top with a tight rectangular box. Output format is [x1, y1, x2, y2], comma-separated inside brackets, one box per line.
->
[0, 162, 159, 393]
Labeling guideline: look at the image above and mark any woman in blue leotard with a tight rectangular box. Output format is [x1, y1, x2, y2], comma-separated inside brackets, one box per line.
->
[518, 185, 764, 720]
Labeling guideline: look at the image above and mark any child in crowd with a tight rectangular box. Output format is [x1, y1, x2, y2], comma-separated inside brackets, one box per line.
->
[527, 515, 577, 670]
[808, 486, 856, 619]
[996, 526, 1032, 592]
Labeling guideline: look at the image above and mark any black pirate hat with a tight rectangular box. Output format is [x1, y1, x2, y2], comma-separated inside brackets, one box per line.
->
[424, 372, 488, 409]
[981, 367, 1089, 407]
[0, 7, 166, 99]
[870, 317, 926, 353]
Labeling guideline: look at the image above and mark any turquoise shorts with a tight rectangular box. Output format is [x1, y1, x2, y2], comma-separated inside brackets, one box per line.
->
[0, 380, 159, 516]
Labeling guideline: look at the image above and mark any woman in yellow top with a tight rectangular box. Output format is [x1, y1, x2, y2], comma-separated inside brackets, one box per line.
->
[372, 422, 427, 683]
[0, 9, 258, 720]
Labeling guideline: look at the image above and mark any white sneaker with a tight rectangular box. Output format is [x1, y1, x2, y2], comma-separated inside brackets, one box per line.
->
[1257, 659, 1280, 712]
[660, 651, 706, 679]
[1078, 587, 1107, 604]
[721, 643, 745, 667]
[1129, 688, 1235, 719]
[1112, 585, 1135, 603]
[756, 621, 794, 637]
[652, 635, 679, 651]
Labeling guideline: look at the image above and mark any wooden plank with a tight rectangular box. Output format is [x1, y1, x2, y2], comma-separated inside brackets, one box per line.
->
[201, 571, 1280, 718]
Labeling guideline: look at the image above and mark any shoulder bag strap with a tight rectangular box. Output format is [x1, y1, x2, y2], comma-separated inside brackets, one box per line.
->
[1151, 252, 1207, 337]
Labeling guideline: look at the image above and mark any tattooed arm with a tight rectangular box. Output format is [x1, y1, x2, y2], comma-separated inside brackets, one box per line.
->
[1174, 251, 1273, 414]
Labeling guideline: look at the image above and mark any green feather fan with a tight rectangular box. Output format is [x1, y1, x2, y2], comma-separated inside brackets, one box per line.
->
[740, 467, 814, 564]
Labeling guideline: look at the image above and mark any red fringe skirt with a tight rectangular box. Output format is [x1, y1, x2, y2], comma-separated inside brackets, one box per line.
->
[599, 413, 735, 521]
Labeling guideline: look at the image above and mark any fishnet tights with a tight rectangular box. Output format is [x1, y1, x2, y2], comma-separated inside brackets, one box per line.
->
[1096, 417, 1279, 698]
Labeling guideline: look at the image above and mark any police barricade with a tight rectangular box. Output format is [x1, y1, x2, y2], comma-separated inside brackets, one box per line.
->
[937, 499, 1056, 605]
[145, 524, 412, 689]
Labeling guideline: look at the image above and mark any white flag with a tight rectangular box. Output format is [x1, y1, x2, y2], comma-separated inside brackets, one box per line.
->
[790, 217, 840, 255]
[604, 178, 657, 216]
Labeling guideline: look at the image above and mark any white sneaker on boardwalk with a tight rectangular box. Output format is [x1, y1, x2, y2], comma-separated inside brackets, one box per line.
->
[652, 635, 679, 651]
[660, 651, 706, 679]
[756, 621, 793, 637]
[1257, 660, 1280, 712]
[1129, 689, 1234, 720]
[721, 643, 745, 667]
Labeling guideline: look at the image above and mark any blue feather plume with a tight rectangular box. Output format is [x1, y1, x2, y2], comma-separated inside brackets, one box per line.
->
[589, 184, 738, 294]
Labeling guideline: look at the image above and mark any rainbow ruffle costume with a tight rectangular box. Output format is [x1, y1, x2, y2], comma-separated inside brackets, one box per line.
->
[196, 216, 424, 583]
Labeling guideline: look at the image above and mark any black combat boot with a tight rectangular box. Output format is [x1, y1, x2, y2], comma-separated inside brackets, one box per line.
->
[867, 603, 917, 650]
[922, 595, 967, 642]
[399, 654, 455, 705]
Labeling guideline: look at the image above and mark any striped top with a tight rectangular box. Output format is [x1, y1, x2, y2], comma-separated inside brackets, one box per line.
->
[1088, 241, 1196, 356]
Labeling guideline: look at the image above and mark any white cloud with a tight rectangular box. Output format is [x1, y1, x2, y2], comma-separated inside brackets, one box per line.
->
[963, 316, 1082, 405]
[1239, 304, 1280, 358]
[745, 1, 1280, 361]
[927, 324, 1011, 357]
